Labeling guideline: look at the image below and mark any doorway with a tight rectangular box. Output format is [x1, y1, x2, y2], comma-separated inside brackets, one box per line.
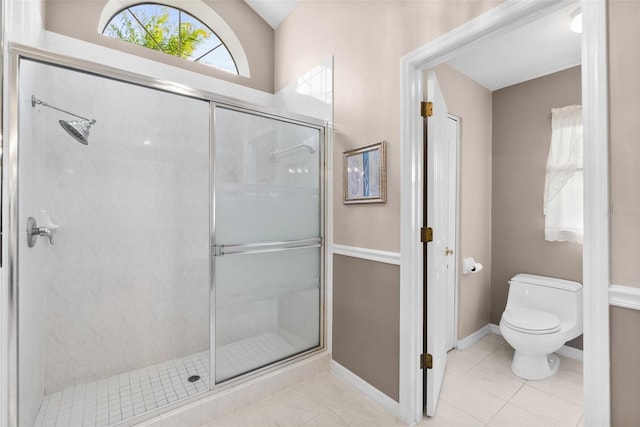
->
[399, 0, 610, 425]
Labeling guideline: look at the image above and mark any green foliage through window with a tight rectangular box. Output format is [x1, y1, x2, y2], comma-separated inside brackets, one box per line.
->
[103, 4, 238, 74]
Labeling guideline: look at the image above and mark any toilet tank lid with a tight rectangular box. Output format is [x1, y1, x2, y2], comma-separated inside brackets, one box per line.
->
[510, 273, 582, 292]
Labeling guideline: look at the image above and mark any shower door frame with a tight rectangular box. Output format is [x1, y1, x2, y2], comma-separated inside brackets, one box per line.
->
[209, 102, 326, 387]
[3, 44, 327, 427]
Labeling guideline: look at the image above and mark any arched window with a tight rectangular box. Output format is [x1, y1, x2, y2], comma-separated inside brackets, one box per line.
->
[102, 3, 238, 74]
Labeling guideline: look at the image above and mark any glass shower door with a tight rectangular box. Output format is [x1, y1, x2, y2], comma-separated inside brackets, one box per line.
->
[213, 106, 323, 384]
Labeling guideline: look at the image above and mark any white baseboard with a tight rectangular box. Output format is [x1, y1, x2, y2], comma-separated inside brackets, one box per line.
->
[330, 360, 401, 419]
[456, 324, 492, 350]
[490, 323, 583, 361]
[490, 324, 501, 335]
[556, 344, 584, 361]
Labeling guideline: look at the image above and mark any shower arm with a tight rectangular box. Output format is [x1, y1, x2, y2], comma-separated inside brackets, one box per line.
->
[31, 95, 96, 124]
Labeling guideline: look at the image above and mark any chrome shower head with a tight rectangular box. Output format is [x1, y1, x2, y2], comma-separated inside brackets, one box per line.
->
[32, 95, 97, 145]
[59, 119, 95, 146]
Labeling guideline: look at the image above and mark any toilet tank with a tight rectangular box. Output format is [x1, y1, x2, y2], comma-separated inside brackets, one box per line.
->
[506, 273, 583, 323]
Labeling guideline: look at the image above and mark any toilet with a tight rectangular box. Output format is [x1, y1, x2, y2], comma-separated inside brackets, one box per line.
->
[499, 273, 583, 380]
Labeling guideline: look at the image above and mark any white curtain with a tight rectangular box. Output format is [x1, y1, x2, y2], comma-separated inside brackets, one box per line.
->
[544, 105, 583, 243]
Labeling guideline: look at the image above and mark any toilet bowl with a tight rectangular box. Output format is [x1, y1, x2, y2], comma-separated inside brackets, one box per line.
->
[499, 274, 582, 380]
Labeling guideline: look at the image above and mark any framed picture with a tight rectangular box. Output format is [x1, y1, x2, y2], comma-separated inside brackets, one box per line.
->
[343, 141, 387, 204]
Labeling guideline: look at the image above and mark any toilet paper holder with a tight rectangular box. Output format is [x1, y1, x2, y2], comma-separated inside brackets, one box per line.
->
[462, 257, 483, 274]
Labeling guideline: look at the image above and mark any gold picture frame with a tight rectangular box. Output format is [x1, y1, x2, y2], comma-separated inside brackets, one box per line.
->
[343, 141, 387, 204]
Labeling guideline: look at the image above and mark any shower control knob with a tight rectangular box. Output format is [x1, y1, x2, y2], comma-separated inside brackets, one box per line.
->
[26, 217, 55, 247]
[37, 227, 54, 245]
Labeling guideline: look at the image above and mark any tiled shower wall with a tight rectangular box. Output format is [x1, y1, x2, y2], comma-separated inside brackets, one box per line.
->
[20, 59, 211, 395]
[18, 60, 50, 427]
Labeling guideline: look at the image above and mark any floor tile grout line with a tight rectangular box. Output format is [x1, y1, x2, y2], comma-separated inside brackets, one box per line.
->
[438, 393, 493, 426]
[485, 379, 528, 426]
[510, 381, 584, 410]
[441, 343, 511, 423]
[508, 396, 582, 427]
[525, 377, 584, 405]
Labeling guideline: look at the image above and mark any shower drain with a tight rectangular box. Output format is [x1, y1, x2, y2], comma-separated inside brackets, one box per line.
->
[187, 375, 201, 383]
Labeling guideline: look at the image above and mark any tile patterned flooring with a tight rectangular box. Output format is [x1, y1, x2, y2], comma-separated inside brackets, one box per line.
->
[215, 333, 298, 383]
[34, 352, 210, 427]
[425, 334, 583, 427]
[208, 333, 584, 427]
[34, 332, 298, 427]
[35, 333, 583, 426]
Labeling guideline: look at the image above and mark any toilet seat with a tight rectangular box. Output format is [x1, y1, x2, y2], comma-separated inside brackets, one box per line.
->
[502, 307, 561, 335]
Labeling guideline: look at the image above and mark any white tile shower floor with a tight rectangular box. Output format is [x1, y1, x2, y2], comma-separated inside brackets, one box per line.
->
[34, 332, 298, 427]
[34, 351, 209, 427]
[216, 332, 298, 383]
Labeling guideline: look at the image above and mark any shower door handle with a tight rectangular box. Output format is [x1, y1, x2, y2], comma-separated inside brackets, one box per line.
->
[212, 237, 322, 256]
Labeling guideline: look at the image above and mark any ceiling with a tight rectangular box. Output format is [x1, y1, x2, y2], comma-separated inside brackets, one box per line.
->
[244, 0, 298, 29]
[244, 1, 581, 91]
[446, 2, 581, 91]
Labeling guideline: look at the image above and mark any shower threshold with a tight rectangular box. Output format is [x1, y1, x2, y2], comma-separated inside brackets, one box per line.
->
[33, 332, 300, 427]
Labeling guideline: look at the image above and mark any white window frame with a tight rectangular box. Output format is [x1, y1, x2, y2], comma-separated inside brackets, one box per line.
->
[545, 105, 584, 243]
[98, 0, 250, 77]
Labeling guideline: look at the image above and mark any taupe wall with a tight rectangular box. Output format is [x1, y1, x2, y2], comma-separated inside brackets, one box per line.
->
[275, 0, 500, 400]
[332, 255, 400, 401]
[44, 0, 274, 92]
[429, 64, 493, 339]
[490, 67, 583, 350]
[609, 0, 640, 423]
[275, 0, 501, 253]
[610, 307, 640, 426]
[610, 0, 640, 288]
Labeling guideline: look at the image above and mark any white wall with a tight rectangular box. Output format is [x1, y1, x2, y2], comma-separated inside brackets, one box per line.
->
[20, 59, 211, 392]
[273, 57, 333, 123]
[4, 4, 49, 418]
[16, 54, 48, 427]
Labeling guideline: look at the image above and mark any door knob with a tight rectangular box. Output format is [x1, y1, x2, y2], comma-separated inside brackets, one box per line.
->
[445, 247, 454, 256]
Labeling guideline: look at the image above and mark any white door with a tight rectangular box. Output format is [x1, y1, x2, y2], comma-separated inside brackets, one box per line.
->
[444, 116, 459, 352]
[424, 71, 452, 417]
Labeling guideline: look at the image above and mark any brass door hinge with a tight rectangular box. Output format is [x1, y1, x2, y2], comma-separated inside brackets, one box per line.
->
[421, 101, 433, 117]
[420, 227, 433, 243]
[420, 353, 433, 369]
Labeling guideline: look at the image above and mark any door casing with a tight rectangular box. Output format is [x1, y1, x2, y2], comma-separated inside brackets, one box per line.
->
[399, 0, 609, 425]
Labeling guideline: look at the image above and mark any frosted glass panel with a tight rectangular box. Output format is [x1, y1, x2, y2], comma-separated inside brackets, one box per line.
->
[214, 107, 320, 244]
[214, 106, 322, 383]
[215, 248, 320, 382]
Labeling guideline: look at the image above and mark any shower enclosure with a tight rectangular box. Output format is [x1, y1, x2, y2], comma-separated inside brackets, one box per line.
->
[8, 52, 325, 427]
